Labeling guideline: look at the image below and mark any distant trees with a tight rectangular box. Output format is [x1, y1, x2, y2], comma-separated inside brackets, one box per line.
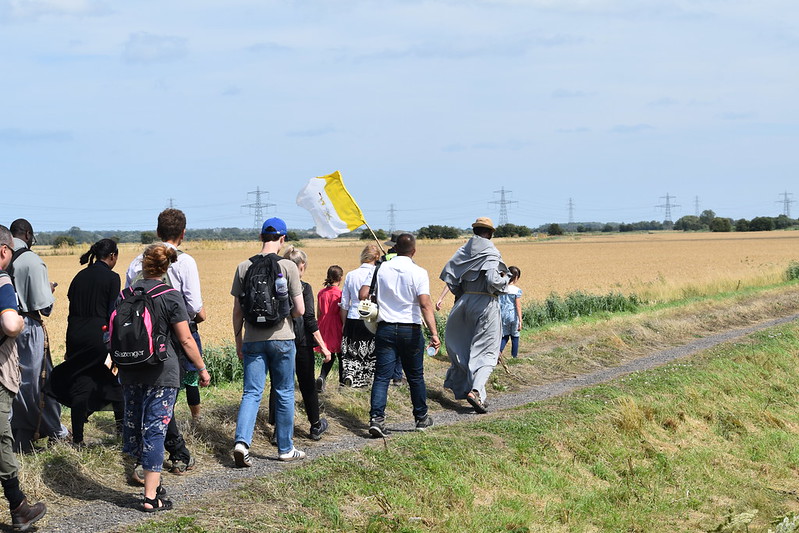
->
[735, 219, 750, 232]
[674, 216, 703, 231]
[140, 231, 157, 244]
[494, 223, 532, 238]
[361, 229, 387, 240]
[417, 225, 462, 239]
[53, 235, 76, 247]
[547, 223, 564, 236]
[618, 221, 664, 232]
[710, 218, 733, 232]
[699, 210, 716, 227]
[748, 216, 776, 231]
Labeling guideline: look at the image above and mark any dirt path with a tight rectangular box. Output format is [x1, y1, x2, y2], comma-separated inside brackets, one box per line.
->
[45, 313, 799, 533]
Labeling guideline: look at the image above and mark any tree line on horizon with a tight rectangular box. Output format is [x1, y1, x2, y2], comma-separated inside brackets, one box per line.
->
[34, 211, 799, 247]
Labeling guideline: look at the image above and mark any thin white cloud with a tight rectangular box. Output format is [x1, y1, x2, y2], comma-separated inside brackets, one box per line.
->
[719, 111, 754, 120]
[1, 0, 110, 20]
[611, 124, 654, 134]
[122, 32, 188, 64]
[552, 88, 592, 99]
[221, 86, 242, 97]
[443, 140, 530, 152]
[0, 128, 73, 144]
[648, 97, 679, 107]
[247, 42, 291, 54]
[286, 126, 336, 138]
[360, 32, 583, 61]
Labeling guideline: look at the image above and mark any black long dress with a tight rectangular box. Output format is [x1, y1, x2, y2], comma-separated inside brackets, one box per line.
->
[48, 261, 124, 443]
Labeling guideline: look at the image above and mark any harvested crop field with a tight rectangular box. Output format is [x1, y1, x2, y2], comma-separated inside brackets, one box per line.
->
[39, 231, 799, 356]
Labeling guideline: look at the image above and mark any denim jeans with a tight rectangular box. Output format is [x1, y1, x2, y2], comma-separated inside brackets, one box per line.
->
[235, 339, 296, 454]
[122, 385, 178, 472]
[369, 323, 428, 421]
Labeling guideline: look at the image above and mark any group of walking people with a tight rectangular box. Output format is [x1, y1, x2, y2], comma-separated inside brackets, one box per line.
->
[0, 210, 523, 528]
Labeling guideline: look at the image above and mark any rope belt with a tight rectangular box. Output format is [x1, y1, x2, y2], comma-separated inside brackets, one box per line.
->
[463, 291, 497, 298]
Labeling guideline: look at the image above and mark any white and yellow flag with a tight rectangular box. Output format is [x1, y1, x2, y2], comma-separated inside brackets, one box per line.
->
[296, 171, 367, 238]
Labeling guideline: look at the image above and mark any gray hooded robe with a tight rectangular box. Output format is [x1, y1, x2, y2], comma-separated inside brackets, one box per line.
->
[440, 236, 508, 402]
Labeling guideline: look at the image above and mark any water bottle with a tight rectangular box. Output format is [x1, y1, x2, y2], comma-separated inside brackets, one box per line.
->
[275, 273, 290, 316]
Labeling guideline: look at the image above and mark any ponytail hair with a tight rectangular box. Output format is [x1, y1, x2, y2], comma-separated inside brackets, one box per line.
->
[142, 244, 177, 278]
[508, 265, 521, 283]
[282, 244, 307, 267]
[79, 238, 119, 265]
[324, 265, 343, 287]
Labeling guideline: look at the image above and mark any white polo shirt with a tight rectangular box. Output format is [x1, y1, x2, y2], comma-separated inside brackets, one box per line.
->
[374, 256, 430, 324]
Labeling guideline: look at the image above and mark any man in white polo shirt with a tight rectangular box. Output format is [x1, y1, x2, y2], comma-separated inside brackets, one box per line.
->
[362, 233, 440, 437]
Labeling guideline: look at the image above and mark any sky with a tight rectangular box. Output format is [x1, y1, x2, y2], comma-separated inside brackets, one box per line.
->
[1, 0, 798, 233]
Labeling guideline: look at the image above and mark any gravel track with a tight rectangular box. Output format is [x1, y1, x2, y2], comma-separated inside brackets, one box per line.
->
[44, 313, 799, 533]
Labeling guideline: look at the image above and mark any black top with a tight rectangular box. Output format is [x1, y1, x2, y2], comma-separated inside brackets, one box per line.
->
[293, 281, 319, 348]
[68, 261, 120, 321]
[49, 260, 123, 411]
[117, 279, 189, 388]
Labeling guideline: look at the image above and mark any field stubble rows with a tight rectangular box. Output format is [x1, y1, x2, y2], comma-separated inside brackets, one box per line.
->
[39, 230, 799, 357]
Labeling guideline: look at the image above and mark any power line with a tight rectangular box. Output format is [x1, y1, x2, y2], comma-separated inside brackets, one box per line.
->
[489, 187, 518, 225]
[656, 193, 680, 223]
[242, 187, 276, 230]
[777, 191, 794, 217]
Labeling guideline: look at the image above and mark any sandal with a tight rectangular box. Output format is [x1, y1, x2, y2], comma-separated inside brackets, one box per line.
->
[466, 389, 488, 414]
[141, 495, 173, 513]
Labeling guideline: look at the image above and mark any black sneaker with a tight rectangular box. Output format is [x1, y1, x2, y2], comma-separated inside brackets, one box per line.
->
[315, 377, 325, 393]
[310, 418, 328, 441]
[415, 415, 433, 431]
[368, 418, 388, 438]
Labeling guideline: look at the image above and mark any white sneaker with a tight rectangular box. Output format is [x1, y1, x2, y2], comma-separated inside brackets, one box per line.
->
[278, 447, 306, 462]
[233, 442, 252, 468]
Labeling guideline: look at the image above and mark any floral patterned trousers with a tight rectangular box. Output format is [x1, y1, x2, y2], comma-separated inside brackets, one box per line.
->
[122, 384, 177, 472]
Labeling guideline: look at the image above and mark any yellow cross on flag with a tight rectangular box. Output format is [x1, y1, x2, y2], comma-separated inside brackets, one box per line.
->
[296, 171, 367, 238]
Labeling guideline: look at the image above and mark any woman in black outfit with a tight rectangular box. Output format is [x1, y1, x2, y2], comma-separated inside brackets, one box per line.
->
[49, 239, 124, 445]
[268, 246, 332, 441]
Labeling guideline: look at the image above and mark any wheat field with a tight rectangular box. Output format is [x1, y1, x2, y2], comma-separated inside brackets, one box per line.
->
[38, 231, 799, 357]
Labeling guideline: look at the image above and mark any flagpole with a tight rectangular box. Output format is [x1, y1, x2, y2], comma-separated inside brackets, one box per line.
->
[363, 222, 386, 256]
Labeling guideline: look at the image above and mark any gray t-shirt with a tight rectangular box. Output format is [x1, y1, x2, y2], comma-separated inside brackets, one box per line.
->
[231, 254, 302, 342]
[117, 279, 189, 388]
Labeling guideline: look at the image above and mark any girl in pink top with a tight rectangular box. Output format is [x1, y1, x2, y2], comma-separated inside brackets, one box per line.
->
[315, 265, 344, 391]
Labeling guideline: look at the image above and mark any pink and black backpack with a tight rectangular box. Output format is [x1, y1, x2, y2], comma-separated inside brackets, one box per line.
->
[109, 283, 176, 366]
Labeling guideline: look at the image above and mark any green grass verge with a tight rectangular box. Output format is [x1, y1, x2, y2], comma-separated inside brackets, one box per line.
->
[138, 321, 799, 532]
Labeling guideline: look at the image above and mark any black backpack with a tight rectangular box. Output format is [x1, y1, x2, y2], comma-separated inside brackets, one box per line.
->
[240, 253, 288, 328]
[109, 283, 176, 366]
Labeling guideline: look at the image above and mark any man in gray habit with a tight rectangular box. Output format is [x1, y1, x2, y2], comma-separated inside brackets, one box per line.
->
[8, 219, 68, 451]
[440, 217, 509, 413]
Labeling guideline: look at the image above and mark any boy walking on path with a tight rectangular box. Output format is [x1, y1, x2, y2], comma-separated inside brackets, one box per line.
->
[231, 217, 306, 465]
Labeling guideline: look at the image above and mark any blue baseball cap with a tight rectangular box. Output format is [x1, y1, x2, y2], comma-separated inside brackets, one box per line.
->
[261, 217, 288, 236]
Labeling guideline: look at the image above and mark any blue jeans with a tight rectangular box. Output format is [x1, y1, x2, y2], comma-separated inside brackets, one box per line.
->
[122, 385, 178, 472]
[369, 323, 428, 421]
[235, 340, 296, 454]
